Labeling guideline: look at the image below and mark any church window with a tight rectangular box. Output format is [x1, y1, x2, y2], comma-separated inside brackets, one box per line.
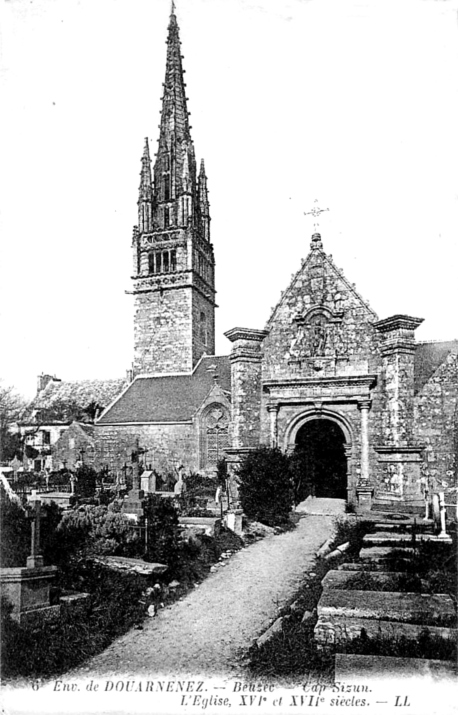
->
[202, 405, 230, 468]
[148, 252, 155, 273]
[164, 206, 170, 228]
[156, 252, 162, 273]
[163, 251, 170, 272]
[170, 249, 177, 271]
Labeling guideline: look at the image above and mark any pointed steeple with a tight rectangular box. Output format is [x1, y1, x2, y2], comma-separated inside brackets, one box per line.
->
[138, 138, 153, 232]
[152, 4, 196, 231]
[159, 5, 191, 145]
[198, 159, 210, 241]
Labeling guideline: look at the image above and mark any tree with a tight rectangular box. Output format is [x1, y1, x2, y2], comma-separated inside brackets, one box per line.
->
[237, 446, 294, 526]
[0, 381, 26, 462]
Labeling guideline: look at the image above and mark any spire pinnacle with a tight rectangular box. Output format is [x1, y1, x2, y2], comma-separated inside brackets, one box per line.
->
[139, 137, 152, 201]
[170, 0, 176, 15]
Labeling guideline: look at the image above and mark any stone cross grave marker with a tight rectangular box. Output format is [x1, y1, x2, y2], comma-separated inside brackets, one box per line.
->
[26, 491, 45, 569]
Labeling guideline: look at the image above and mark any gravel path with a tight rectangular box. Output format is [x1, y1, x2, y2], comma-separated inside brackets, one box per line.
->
[72, 513, 337, 678]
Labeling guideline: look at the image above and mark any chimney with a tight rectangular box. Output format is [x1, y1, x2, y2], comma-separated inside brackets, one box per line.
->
[37, 373, 55, 393]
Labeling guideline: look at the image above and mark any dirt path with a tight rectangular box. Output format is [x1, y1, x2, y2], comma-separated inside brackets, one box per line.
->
[69, 511, 338, 679]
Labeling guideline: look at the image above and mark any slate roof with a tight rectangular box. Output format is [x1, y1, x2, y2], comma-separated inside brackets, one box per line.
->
[21, 378, 127, 423]
[98, 355, 231, 424]
[414, 340, 458, 394]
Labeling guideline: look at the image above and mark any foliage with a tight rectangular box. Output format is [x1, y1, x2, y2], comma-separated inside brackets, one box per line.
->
[0, 381, 26, 462]
[33, 399, 102, 425]
[74, 464, 97, 498]
[144, 495, 181, 572]
[0, 484, 64, 568]
[0, 484, 29, 567]
[1, 561, 146, 678]
[57, 504, 139, 560]
[237, 446, 294, 526]
[185, 472, 216, 498]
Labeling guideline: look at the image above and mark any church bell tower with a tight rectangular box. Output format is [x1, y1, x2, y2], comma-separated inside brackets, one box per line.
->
[131, 4, 216, 376]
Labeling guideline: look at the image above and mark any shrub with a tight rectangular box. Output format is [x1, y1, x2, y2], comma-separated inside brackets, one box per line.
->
[74, 465, 97, 498]
[237, 447, 294, 526]
[1, 562, 146, 678]
[143, 495, 181, 572]
[0, 485, 64, 568]
[56, 504, 140, 560]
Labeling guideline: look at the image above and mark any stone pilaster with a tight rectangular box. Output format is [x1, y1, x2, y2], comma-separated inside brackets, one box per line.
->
[225, 328, 268, 449]
[267, 405, 279, 447]
[375, 315, 423, 445]
[374, 315, 425, 510]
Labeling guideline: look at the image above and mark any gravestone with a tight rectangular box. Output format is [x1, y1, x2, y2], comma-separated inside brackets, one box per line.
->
[141, 470, 156, 494]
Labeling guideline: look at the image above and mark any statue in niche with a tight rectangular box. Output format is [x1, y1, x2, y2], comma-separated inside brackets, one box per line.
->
[309, 316, 327, 357]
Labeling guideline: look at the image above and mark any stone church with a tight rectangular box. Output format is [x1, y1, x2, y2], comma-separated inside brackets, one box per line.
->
[84, 7, 457, 511]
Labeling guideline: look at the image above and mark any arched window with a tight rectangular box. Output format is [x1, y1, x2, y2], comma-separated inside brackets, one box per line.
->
[201, 405, 230, 469]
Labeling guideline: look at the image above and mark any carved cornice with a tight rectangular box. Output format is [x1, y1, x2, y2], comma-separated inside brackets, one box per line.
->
[129, 271, 217, 305]
[263, 374, 377, 392]
[374, 315, 424, 334]
[225, 327, 269, 343]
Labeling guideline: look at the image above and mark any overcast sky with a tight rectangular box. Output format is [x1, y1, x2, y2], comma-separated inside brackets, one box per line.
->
[1, 0, 457, 399]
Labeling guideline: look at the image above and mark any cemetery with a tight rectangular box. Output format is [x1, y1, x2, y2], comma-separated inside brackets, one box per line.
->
[1, 443, 456, 682]
[248, 496, 457, 681]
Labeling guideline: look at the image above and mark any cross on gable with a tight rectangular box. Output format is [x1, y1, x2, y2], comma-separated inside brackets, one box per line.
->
[304, 199, 330, 232]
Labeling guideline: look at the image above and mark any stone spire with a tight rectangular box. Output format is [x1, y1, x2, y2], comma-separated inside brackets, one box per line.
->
[152, 3, 196, 229]
[198, 159, 210, 241]
[138, 138, 153, 232]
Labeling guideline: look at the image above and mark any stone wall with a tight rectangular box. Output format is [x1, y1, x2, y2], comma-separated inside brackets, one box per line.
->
[415, 352, 458, 497]
[52, 427, 96, 471]
[192, 288, 215, 365]
[133, 287, 193, 375]
[94, 423, 198, 476]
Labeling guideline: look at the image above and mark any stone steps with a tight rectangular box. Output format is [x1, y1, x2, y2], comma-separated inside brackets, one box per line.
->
[338, 561, 411, 572]
[315, 614, 457, 647]
[373, 521, 433, 532]
[321, 569, 425, 592]
[363, 531, 452, 546]
[359, 546, 416, 563]
[317, 589, 455, 627]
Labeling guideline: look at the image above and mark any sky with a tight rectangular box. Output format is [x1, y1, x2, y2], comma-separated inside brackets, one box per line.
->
[0, 0, 457, 400]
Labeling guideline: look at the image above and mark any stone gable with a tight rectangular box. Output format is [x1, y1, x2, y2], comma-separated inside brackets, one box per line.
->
[263, 239, 380, 382]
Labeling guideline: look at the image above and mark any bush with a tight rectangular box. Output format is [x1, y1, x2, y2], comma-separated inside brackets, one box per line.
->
[237, 447, 294, 526]
[143, 495, 181, 572]
[1, 562, 146, 678]
[56, 504, 140, 560]
[75, 465, 97, 498]
[0, 485, 64, 568]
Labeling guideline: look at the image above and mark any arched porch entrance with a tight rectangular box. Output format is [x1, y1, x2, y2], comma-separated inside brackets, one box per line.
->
[292, 418, 349, 500]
